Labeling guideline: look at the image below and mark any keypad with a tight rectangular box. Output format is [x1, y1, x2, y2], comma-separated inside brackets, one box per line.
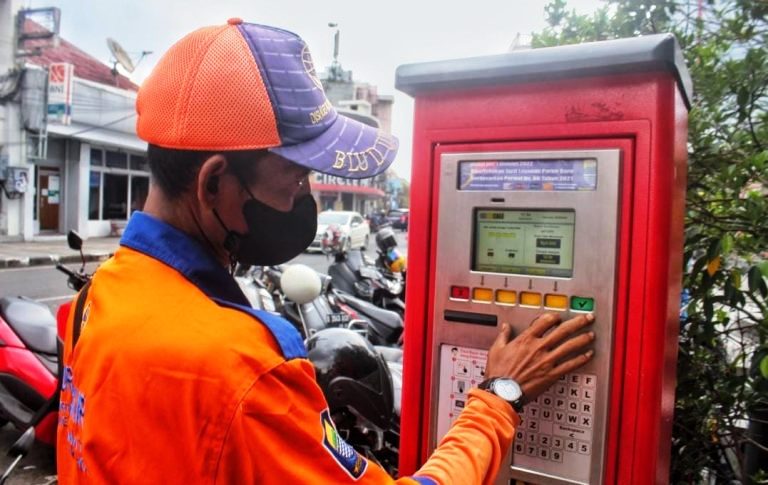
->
[512, 372, 596, 465]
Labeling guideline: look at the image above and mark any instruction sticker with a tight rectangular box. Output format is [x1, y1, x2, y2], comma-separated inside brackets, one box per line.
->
[458, 159, 597, 191]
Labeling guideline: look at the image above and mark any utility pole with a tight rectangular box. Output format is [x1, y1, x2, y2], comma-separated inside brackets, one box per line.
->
[328, 22, 341, 81]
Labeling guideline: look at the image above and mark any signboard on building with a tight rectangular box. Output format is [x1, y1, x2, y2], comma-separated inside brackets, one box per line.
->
[47, 63, 74, 125]
[314, 173, 373, 187]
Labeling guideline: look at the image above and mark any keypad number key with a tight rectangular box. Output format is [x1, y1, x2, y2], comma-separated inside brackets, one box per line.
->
[514, 441, 525, 455]
[552, 437, 564, 450]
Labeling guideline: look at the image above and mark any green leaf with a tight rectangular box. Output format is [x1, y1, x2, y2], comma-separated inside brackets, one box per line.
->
[759, 261, 768, 278]
[721, 233, 734, 254]
[748, 266, 767, 297]
[706, 239, 722, 261]
[761, 355, 768, 380]
[731, 271, 742, 290]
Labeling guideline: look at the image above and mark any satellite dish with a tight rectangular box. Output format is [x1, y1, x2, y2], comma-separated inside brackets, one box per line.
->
[107, 37, 135, 73]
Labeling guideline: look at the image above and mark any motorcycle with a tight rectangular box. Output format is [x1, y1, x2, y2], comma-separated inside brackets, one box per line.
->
[372, 226, 407, 298]
[322, 225, 406, 317]
[0, 231, 91, 484]
[248, 264, 404, 347]
[307, 327, 401, 476]
[271, 265, 402, 476]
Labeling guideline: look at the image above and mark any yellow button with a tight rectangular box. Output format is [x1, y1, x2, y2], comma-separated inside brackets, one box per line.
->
[544, 294, 568, 310]
[520, 292, 542, 307]
[495, 290, 517, 305]
[472, 288, 493, 302]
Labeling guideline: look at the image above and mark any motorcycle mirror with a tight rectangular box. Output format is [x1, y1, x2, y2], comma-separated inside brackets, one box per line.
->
[67, 230, 86, 273]
[67, 230, 83, 251]
[7, 427, 35, 458]
[0, 427, 35, 485]
[280, 264, 322, 305]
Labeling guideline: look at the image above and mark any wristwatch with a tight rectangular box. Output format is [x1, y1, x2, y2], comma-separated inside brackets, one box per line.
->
[478, 377, 525, 412]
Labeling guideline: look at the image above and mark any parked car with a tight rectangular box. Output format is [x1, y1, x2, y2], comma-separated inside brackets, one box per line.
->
[386, 208, 409, 231]
[308, 211, 370, 252]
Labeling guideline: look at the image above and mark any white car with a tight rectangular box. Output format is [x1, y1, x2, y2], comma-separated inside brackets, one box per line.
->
[308, 211, 370, 252]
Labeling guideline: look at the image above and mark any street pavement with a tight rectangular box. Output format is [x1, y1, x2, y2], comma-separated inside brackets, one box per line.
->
[0, 236, 117, 269]
[0, 228, 408, 484]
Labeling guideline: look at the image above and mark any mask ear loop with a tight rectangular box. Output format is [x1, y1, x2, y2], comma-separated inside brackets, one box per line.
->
[211, 209, 241, 275]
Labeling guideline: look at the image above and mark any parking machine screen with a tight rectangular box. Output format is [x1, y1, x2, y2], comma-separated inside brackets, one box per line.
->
[473, 209, 575, 278]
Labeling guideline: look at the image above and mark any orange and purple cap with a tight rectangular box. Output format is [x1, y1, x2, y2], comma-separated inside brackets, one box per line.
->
[136, 18, 398, 179]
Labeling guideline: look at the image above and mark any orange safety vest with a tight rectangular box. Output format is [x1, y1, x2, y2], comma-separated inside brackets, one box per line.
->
[57, 212, 517, 484]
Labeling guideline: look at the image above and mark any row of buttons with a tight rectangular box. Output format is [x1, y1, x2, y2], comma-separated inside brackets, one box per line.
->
[514, 432, 592, 461]
[449, 286, 595, 311]
[516, 431, 592, 454]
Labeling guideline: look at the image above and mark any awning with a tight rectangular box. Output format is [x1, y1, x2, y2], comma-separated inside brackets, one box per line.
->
[47, 122, 147, 152]
[312, 183, 385, 197]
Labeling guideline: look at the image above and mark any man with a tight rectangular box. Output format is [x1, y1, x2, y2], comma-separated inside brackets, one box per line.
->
[57, 19, 595, 484]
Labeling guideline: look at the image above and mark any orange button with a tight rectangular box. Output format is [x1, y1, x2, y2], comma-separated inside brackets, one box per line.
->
[495, 290, 517, 305]
[227, 17, 243, 25]
[472, 288, 493, 302]
[544, 294, 568, 310]
[520, 292, 542, 307]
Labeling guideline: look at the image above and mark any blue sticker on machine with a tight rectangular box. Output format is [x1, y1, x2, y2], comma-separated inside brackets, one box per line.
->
[321, 409, 367, 479]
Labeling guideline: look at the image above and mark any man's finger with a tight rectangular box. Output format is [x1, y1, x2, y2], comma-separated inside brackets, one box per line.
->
[547, 332, 595, 362]
[493, 323, 513, 347]
[549, 350, 594, 377]
[527, 312, 562, 337]
[541, 313, 594, 348]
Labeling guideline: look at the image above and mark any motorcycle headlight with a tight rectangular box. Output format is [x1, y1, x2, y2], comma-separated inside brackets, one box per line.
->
[387, 279, 402, 294]
[354, 280, 374, 298]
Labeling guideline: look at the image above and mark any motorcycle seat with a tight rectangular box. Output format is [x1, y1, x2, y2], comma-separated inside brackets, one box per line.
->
[374, 345, 403, 364]
[0, 297, 57, 355]
[339, 294, 403, 331]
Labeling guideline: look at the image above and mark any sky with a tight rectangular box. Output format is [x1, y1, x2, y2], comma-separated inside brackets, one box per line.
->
[26, 0, 603, 180]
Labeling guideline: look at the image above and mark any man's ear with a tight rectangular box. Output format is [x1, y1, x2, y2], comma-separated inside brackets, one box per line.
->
[197, 154, 228, 208]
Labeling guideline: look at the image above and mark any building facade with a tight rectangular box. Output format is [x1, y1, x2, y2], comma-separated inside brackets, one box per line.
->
[1, 2, 146, 240]
[0, 4, 398, 239]
[316, 63, 393, 215]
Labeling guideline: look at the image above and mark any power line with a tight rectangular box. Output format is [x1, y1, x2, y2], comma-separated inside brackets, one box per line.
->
[66, 113, 136, 136]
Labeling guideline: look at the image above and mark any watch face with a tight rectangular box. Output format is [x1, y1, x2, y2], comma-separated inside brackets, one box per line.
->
[492, 379, 523, 402]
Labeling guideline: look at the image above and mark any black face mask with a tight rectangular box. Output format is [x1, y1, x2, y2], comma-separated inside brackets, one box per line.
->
[217, 193, 318, 267]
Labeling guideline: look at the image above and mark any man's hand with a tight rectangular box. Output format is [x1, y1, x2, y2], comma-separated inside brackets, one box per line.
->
[484, 312, 595, 402]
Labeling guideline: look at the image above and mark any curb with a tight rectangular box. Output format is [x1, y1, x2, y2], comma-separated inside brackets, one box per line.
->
[0, 253, 113, 269]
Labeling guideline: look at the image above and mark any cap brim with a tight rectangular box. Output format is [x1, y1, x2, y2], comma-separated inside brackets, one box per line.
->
[270, 115, 398, 179]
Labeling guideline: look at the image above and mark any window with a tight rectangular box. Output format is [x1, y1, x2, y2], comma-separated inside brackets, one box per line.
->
[90, 149, 103, 166]
[130, 176, 149, 213]
[130, 154, 148, 171]
[89, 172, 101, 220]
[105, 151, 128, 169]
[103, 174, 128, 219]
[89, 147, 149, 220]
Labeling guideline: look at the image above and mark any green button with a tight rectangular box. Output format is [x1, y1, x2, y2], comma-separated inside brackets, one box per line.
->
[571, 296, 594, 312]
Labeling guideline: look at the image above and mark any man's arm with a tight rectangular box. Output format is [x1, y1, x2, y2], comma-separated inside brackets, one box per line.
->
[216, 312, 593, 484]
[215, 359, 517, 485]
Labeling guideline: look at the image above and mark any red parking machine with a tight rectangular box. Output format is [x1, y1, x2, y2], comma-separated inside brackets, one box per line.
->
[395, 34, 691, 484]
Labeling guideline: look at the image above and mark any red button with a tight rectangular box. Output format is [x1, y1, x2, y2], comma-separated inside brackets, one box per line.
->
[227, 17, 243, 25]
[450, 286, 470, 300]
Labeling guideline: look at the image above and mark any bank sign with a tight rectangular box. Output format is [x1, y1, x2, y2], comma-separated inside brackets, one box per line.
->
[48, 63, 74, 125]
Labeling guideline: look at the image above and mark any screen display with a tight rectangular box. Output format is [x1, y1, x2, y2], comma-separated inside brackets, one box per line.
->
[458, 159, 597, 191]
[473, 209, 575, 277]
